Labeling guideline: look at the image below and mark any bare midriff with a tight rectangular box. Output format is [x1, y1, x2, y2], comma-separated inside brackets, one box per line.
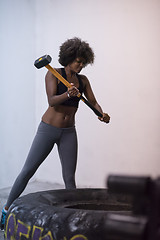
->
[42, 105, 78, 128]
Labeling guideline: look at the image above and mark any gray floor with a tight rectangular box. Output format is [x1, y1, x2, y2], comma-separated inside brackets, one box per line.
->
[0, 181, 63, 239]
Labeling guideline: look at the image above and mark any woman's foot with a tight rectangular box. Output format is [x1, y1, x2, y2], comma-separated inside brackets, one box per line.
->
[0, 207, 8, 230]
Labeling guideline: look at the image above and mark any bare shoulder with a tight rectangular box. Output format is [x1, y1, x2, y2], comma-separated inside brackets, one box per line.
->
[78, 74, 89, 88]
[54, 67, 62, 74]
[45, 68, 62, 83]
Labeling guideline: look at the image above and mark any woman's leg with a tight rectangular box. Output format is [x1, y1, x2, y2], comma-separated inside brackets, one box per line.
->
[6, 122, 55, 208]
[57, 127, 78, 189]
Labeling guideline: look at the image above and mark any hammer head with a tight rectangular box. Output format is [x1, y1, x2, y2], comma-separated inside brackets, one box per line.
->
[34, 55, 52, 69]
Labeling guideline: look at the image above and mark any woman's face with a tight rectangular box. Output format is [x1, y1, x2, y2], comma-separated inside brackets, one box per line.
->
[69, 57, 86, 73]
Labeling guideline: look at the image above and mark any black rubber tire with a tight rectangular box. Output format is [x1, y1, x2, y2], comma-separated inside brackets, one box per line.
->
[4, 188, 132, 240]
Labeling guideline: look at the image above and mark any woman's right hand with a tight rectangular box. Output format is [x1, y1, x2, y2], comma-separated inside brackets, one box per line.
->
[67, 83, 80, 98]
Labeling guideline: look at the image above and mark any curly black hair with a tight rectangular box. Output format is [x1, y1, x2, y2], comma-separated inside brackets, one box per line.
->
[58, 37, 95, 67]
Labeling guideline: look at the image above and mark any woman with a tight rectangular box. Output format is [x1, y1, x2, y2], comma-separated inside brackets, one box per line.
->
[0, 37, 110, 230]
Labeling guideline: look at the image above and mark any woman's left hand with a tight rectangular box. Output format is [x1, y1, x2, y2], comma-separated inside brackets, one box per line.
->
[98, 113, 110, 123]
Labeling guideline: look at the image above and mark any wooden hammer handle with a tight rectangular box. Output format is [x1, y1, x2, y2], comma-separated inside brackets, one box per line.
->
[45, 65, 81, 97]
[45, 64, 103, 118]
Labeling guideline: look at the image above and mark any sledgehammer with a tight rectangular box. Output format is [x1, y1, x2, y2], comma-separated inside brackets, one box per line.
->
[34, 55, 103, 118]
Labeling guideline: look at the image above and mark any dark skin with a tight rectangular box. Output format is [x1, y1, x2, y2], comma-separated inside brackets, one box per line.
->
[42, 57, 110, 128]
[4, 58, 110, 211]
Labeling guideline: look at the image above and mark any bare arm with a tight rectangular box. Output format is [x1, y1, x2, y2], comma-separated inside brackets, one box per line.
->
[45, 70, 79, 107]
[82, 75, 110, 123]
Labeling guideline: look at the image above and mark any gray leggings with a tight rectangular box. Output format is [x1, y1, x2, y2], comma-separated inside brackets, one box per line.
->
[6, 121, 78, 208]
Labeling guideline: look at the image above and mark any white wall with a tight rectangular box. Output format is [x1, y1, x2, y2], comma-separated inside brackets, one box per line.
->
[35, 0, 160, 188]
[1, 0, 160, 189]
[0, 0, 36, 188]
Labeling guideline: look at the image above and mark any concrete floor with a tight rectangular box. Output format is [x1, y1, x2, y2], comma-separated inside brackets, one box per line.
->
[0, 181, 63, 239]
